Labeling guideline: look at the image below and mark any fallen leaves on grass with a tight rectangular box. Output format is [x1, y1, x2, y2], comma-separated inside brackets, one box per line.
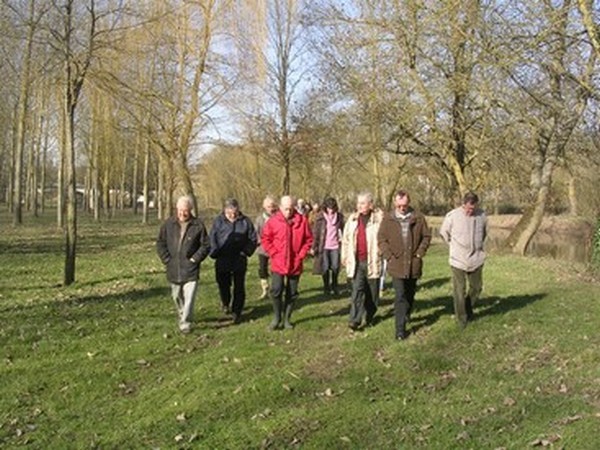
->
[503, 397, 517, 406]
[530, 434, 561, 446]
[456, 431, 470, 441]
[374, 349, 391, 368]
[554, 414, 582, 425]
[251, 408, 272, 420]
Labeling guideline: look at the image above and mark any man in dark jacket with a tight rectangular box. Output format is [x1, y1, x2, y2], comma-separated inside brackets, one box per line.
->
[378, 190, 431, 340]
[157, 195, 210, 333]
[209, 198, 257, 324]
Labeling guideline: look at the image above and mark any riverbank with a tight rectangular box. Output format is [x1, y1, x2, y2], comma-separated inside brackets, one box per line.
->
[427, 213, 594, 236]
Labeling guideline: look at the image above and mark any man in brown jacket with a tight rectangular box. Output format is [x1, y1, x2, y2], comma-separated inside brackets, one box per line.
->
[378, 190, 431, 340]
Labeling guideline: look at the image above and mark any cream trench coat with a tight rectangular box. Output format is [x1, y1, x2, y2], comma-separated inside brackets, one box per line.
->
[341, 209, 383, 279]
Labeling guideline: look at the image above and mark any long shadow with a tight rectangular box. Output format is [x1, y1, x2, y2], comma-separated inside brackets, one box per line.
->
[402, 292, 548, 334]
[418, 277, 451, 290]
[292, 306, 349, 325]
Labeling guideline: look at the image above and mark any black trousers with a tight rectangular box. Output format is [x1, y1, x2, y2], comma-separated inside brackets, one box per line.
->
[216, 267, 247, 315]
[258, 254, 270, 279]
[392, 277, 417, 337]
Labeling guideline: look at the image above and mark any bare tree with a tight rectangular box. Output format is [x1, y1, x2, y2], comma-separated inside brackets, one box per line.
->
[47, 0, 118, 284]
[500, 0, 596, 254]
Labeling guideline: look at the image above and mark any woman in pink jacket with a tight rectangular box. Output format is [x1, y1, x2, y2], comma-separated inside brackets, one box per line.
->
[261, 195, 313, 330]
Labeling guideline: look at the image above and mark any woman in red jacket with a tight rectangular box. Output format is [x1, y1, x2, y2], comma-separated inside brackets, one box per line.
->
[261, 195, 313, 330]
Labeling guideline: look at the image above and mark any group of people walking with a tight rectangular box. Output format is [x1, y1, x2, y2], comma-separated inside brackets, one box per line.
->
[156, 190, 487, 340]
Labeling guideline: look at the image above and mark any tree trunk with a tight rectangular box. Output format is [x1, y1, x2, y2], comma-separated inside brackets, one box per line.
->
[40, 124, 48, 214]
[568, 172, 577, 216]
[132, 133, 140, 214]
[64, 100, 77, 286]
[12, 0, 36, 226]
[142, 142, 150, 224]
[57, 129, 65, 229]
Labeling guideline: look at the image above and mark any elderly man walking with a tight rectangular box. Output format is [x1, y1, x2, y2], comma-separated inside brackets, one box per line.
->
[378, 190, 431, 340]
[341, 191, 383, 330]
[156, 195, 210, 333]
[440, 192, 488, 328]
[261, 195, 313, 330]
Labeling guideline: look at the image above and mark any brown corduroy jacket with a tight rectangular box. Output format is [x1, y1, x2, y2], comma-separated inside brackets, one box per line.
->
[378, 209, 431, 279]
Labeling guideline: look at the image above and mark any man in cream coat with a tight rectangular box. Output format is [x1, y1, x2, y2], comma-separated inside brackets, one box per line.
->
[341, 192, 383, 330]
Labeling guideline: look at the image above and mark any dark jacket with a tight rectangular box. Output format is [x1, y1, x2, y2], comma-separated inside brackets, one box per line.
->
[261, 210, 313, 276]
[311, 211, 344, 275]
[156, 216, 210, 284]
[377, 209, 431, 279]
[209, 212, 257, 272]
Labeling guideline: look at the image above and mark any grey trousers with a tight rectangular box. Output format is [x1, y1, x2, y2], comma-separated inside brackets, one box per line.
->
[171, 281, 198, 329]
[451, 265, 483, 326]
[348, 261, 379, 326]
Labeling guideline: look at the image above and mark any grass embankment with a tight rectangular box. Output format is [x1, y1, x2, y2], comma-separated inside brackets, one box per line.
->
[1, 212, 599, 449]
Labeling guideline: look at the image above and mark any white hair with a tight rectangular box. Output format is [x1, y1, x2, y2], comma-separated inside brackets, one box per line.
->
[357, 191, 373, 204]
[176, 195, 194, 210]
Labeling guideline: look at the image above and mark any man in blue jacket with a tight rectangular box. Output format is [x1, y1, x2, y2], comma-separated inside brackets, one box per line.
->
[209, 198, 258, 324]
[157, 195, 210, 333]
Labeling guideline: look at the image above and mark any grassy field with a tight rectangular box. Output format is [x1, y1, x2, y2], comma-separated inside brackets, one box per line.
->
[1, 211, 599, 449]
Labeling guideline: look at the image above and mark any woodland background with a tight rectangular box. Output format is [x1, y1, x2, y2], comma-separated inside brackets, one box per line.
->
[1, 0, 600, 284]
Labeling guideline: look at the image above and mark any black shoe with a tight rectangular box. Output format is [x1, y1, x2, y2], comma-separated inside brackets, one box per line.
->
[232, 312, 242, 324]
[365, 315, 376, 327]
[348, 322, 360, 331]
[396, 330, 408, 340]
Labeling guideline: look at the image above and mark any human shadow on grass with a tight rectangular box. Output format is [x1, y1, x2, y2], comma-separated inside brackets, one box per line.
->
[200, 301, 274, 329]
[377, 292, 548, 335]
[417, 276, 451, 290]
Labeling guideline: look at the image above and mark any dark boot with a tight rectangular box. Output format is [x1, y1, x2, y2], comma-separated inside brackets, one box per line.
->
[283, 302, 294, 329]
[269, 297, 282, 330]
[322, 273, 330, 295]
[331, 272, 340, 296]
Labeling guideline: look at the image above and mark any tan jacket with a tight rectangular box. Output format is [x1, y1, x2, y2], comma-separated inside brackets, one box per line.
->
[341, 209, 383, 279]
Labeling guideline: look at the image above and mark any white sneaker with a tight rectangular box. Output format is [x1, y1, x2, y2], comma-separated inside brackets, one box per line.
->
[179, 322, 191, 334]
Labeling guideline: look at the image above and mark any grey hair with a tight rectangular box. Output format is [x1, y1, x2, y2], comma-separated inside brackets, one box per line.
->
[357, 191, 374, 204]
[223, 198, 239, 210]
[176, 195, 194, 210]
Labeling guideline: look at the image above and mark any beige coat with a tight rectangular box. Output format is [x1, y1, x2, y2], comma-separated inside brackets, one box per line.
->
[440, 206, 487, 271]
[341, 209, 383, 279]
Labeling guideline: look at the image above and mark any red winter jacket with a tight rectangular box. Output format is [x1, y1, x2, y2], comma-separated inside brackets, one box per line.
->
[261, 210, 313, 276]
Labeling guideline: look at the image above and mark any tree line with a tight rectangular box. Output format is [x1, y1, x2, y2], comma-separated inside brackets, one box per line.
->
[0, 0, 599, 284]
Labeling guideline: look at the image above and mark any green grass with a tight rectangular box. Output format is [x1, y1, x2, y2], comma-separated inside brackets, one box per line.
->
[1, 210, 599, 449]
